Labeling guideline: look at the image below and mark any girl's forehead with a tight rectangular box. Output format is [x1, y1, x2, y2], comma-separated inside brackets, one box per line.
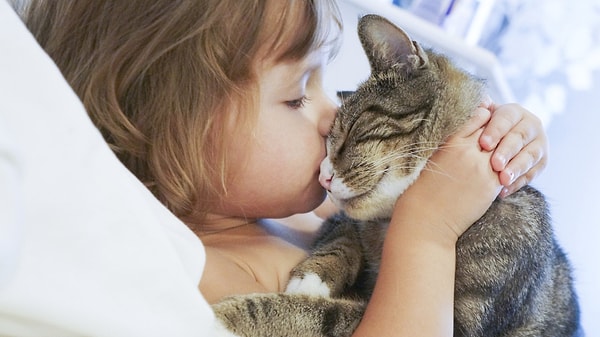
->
[258, 0, 342, 64]
[259, 49, 327, 77]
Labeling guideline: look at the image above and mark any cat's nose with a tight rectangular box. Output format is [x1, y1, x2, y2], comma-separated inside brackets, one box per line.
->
[319, 158, 334, 191]
[319, 172, 333, 191]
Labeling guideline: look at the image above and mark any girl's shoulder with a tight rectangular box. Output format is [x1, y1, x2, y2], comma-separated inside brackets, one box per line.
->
[199, 223, 309, 303]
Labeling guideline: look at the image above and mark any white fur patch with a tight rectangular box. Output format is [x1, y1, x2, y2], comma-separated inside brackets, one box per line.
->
[321, 158, 360, 200]
[377, 160, 426, 204]
[330, 177, 358, 200]
[345, 160, 427, 220]
[285, 272, 331, 297]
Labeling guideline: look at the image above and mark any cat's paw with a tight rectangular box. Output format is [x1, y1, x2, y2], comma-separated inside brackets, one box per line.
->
[212, 319, 243, 337]
[285, 272, 331, 297]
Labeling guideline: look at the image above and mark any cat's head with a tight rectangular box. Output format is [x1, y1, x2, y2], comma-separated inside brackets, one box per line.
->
[320, 14, 485, 220]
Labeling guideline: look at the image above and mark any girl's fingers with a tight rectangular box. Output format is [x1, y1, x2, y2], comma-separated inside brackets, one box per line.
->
[498, 138, 548, 195]
[475, 102, 548, 197]
[490, 118, 541, 172]
[457, 107, 491, 138]
[500, 159, 547, 198]
[479, 103, 524, 151]
[456, 101, 548, 199]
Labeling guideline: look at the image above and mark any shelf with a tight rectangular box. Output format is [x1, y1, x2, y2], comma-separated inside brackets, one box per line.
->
[325, 0, 515, 104]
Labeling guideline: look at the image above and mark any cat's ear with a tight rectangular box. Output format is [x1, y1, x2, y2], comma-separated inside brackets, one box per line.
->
[336, 91, 355, 104]
[358, 14, 428, 74]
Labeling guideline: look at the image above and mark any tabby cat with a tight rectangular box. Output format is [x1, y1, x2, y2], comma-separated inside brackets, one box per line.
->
[212, 14, 582, 337]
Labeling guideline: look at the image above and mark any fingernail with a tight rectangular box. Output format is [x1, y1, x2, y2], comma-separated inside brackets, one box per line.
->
[493, 155, 506, 170]
[507, 170, 515, 184]
[481, 135, 492, 149]
[498, 155, 507, 166]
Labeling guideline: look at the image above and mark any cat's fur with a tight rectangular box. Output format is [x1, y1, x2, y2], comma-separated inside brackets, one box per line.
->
[213, 14, 582, 337]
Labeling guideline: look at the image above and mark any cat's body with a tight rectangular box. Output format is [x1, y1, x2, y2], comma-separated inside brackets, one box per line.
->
[213, 15, 582, 337]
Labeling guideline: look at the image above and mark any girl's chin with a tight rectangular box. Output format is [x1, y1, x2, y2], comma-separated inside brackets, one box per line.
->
[293, 186, 327, 213]
[308, 188, 330, 212]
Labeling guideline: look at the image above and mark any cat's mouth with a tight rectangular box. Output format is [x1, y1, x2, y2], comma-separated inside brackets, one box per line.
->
[330, 166, 419, 221]
[328, 168, 388, 211]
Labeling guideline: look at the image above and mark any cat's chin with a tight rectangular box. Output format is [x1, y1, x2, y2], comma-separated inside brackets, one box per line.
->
[331, 194, 395, 221]
[345, 205, 394, 221]
[330, 169, 423, 221]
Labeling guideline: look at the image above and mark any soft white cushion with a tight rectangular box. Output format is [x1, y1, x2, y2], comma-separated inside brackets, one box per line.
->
[0, 2, 216, 336]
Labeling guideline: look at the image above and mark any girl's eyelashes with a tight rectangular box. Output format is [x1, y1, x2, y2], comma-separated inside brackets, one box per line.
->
[285, 96, 310, 110]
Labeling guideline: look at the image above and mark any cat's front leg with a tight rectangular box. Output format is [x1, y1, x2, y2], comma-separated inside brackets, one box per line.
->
[213, 292, 365, 337]
[286, 213, 364, 298]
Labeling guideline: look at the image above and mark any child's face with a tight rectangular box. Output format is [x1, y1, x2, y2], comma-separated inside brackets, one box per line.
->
[221, 50, 337, 219]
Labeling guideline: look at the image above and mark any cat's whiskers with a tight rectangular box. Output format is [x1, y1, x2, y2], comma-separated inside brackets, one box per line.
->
[420, 143, 475, 180]
[374, 143, 438, 165]
[371, 141, 467, 179]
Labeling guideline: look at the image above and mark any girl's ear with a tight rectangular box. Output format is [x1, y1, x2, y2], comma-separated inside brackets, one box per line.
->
[357, 14, 428, 74]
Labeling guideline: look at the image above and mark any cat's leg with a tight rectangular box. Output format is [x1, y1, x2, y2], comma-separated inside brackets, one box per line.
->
[213, 293, 365, 337]
[286, 213, 365, 297]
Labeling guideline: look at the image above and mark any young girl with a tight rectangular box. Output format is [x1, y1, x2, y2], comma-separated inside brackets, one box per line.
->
[23, 0, 547, 336]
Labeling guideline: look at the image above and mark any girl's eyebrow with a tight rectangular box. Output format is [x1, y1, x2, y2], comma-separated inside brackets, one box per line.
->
[296, 56, 324, 83]
[287, 62, 314, 83]
[304, 51, 326, 71]
[271, 52, 323, 94]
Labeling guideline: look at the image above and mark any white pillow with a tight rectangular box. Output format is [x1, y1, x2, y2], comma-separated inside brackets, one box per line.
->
[0, 3, 216, 336]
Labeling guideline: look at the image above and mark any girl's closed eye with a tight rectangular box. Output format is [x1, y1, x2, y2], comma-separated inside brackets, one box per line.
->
[285, 96, 310, 110]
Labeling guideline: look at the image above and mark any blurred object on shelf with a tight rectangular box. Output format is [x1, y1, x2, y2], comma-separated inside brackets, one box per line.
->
[371, 0, 600, 127]
[490, 0, 600, 126]
[397, 0, 454, 25]
[393, 0, 497, 46]
[333, 0, 515, 106]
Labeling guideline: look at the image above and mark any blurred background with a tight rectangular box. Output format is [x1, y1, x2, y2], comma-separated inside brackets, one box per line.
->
[327, 0, 600, 335]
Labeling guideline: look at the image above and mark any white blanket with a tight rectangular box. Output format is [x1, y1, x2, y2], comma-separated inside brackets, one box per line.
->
[0, 1, 217, 335]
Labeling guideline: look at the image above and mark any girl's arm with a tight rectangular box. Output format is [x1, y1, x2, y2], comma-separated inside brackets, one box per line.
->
[352, 104, 548, 336]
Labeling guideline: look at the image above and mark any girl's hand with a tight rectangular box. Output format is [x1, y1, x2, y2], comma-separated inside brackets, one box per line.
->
[479, 103, 548, 197]
[394, 107, 502, 242]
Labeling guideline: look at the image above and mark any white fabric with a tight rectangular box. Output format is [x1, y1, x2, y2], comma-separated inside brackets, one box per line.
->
[0, 1, 217, 336]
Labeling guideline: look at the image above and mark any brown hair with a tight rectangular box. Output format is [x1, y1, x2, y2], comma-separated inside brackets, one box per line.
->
[23, 0, 342, 221]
